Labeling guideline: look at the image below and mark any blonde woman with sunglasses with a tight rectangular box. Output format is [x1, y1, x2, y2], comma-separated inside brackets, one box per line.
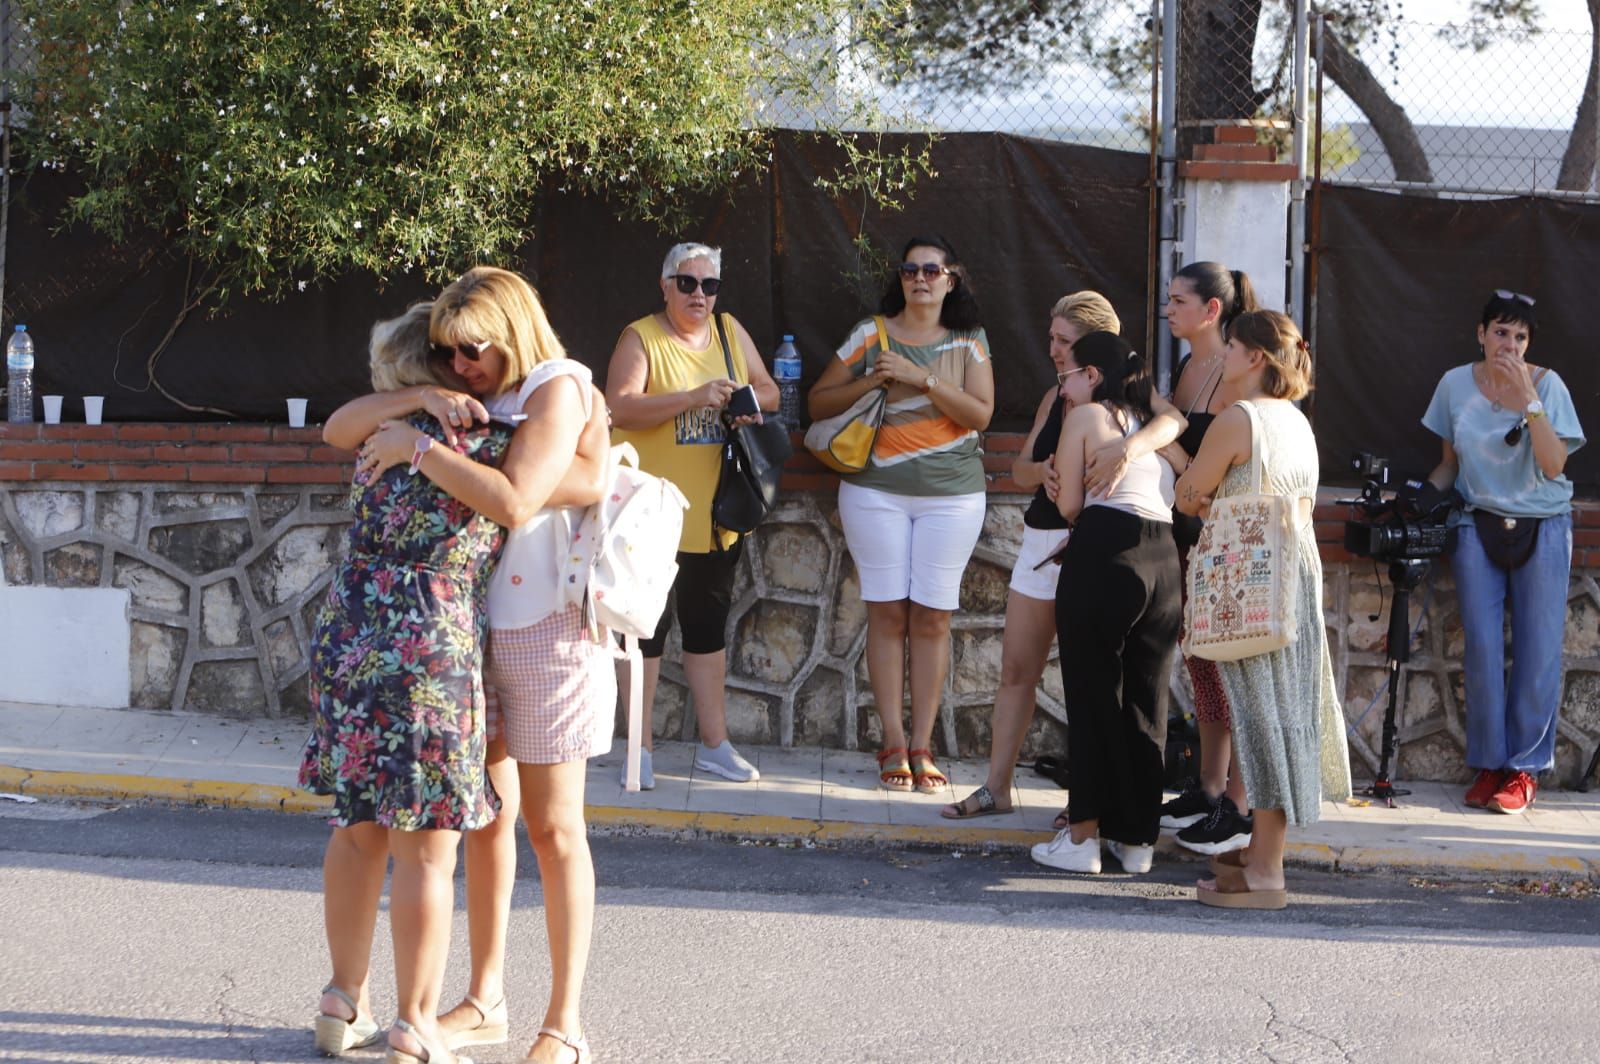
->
[309, 268, 611, 1064]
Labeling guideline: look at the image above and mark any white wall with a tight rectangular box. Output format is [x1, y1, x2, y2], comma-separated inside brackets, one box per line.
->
[0, 586, 131, 708]
[1180, 177, 1290, 312]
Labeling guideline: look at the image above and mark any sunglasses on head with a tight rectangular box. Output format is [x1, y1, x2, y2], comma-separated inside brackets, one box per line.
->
[898, 262, 951, 281]
[431, 339, 491, 363]
[1494, 288, 1536, 306]
[670, 274, 721, 296]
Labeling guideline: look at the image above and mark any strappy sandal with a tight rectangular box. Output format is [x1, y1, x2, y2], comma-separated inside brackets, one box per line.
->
[876, 747, 914, 791]
[527, 1026, 591, 1063]
[313, 984, 381, 1057]
[940, 784, 1013, 819]
[444, 993, 508, 1050]
[908, 749, 948, 794]
[1052, 806, 1070, 831]
[386, 1018, 474, 1064]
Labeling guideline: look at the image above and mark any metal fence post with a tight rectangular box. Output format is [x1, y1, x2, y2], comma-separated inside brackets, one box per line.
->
[1155, 0, 1180, 395]
[1, 0, 12, 330]
[1288, 0, 1309, 332]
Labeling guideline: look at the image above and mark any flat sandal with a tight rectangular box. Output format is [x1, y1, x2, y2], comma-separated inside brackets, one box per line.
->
[908, 748, 948, 794]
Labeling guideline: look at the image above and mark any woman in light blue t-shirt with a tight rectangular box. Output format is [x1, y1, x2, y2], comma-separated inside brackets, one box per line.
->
[1423, 290, 1585, 817]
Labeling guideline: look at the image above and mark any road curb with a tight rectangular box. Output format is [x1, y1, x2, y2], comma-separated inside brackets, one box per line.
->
[5, 763, 1595, 882]
[0, 764, 333, 814]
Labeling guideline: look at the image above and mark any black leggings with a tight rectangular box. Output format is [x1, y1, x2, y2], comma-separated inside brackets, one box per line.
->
[639, 544, 743, 659]
[1055, 506, 1182, 846]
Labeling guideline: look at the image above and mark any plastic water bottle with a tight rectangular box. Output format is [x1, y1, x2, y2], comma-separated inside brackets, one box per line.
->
[6, 325, 34, 423]
[773, 334, 802, 430]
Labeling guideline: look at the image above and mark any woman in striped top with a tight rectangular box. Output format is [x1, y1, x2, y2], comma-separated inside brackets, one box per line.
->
[807, 234, 995, 794]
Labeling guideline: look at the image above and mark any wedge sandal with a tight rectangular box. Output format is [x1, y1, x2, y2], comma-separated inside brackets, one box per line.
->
[313, 985, 381, 1057]
[444, 993, 508, 1050]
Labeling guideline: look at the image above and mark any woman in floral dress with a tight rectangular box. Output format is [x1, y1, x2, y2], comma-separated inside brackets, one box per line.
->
[300, 280, 608, 1064]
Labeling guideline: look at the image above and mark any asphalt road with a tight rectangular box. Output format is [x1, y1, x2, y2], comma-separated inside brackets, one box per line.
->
[2, 799, 1597, 1063]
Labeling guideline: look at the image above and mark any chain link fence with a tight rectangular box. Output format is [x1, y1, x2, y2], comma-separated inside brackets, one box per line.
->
[826, 0, 1157, 152]
[1317, 18, 1599, 199]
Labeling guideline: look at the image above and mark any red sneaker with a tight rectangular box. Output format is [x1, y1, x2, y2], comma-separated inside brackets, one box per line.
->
[1464, 769, 1506, 809]
[1488, 770, 1537, 815]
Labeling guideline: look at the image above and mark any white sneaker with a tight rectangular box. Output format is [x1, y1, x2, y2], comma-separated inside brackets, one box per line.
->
[1105, 839, 1155, 874]
[694, 740, 760, 783]
[618, 747, 655, 790]
[1029, 829, 1102, 873]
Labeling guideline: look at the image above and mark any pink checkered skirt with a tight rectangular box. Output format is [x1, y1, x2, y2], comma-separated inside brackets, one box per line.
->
[484, 605, 616, 765]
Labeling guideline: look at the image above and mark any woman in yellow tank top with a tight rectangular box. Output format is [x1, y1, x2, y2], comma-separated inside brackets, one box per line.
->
[605, 243, 780, 788]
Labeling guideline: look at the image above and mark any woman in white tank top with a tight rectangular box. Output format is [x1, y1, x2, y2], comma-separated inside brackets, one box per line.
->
[1029, 331, 1182, 878]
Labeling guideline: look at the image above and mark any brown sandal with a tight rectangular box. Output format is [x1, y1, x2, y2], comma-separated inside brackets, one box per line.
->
[941, 785, 1014, 819]
[1196, 864, 1287, 910]
[876, 747, 913, 791]
[908, 749, 948, 794]
[1052, 805, 1070, 831]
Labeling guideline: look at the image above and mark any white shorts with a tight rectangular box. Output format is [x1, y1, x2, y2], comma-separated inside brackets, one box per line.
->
[1008, 525, 1071, 601]
[837, 481, 986, 610]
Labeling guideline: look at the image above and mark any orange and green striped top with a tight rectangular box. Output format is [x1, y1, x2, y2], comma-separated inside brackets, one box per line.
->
[832, 318, 989, 497]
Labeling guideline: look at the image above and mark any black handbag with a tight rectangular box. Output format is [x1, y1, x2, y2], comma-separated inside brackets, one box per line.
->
[711, 314, 792, 540]
[1472, 509, 1541, 570]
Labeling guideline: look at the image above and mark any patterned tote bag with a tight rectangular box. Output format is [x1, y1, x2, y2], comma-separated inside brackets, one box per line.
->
[1183, 400, 1299, 662]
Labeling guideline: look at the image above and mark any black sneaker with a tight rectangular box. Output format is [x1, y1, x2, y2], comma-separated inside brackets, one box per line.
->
[1160, 780, 1215, 830]
[1175, 796, 1253, 855]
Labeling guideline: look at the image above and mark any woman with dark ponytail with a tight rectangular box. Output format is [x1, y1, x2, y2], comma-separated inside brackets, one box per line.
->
[1088, 261, 1262, 857]
[1029, 332, 1182, 876]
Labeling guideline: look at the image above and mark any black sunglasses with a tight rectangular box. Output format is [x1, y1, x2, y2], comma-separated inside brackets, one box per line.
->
[898, 262, 951, 281]
[431, 339, 491, 363]
[1505, 417, 1528, 446]
[670, 274, 721, 296]
[1494, 288, 1536, 306]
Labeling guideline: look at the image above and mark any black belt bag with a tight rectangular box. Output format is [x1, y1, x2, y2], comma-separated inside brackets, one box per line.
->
[1472, 510, 1542, 570]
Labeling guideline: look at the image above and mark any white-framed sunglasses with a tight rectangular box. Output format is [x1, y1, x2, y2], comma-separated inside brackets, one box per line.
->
[1057, 366, 1091, 384]
[1494, 288, 1536, 306]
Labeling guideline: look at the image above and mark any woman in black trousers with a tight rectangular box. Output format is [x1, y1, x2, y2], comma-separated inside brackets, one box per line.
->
[1031, 331, 1182, 876]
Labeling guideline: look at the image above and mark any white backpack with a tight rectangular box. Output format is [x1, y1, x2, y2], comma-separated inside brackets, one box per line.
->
[558, 442, 689, 791]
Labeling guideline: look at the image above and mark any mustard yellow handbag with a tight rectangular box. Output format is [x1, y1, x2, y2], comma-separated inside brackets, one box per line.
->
[803, 316, 890, 474]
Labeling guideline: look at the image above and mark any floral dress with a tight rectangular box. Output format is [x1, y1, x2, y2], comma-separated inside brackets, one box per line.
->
[1213, 402, 1351, 826]
[298, 416, 512, 831]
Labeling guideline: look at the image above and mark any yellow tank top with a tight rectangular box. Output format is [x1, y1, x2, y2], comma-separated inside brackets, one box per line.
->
[612, 313, 749, 553]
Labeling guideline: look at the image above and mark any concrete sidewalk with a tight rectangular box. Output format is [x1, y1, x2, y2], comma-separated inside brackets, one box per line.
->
[2, 701, 1596, 880]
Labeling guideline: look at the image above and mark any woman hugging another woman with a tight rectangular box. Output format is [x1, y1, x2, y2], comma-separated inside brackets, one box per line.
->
[1031, 332, 1182, 875]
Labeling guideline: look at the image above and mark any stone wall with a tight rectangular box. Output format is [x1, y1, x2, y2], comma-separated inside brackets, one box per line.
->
[3, 422, 1598, 784]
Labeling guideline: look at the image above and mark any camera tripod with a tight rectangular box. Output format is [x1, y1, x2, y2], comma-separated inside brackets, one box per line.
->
[1360, 557, 1432, 807]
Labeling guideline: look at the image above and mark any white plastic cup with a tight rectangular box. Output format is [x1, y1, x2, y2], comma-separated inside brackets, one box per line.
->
[41, 395, 63, 424]
[286, 397, 309, 428]
[83, 396, 104, 425]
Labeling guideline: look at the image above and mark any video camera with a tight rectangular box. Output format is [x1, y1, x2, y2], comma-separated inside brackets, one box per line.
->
[1340, 453, 1460, 562]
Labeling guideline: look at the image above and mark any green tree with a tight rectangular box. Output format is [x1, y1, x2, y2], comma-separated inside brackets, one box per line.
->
[18, 0, 927, 306]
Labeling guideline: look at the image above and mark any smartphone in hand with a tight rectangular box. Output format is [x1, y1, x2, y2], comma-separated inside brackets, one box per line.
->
[726, 383, 760, 418]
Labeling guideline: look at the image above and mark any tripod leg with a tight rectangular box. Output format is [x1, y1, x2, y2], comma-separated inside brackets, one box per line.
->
[1580, 741, 1600, 793]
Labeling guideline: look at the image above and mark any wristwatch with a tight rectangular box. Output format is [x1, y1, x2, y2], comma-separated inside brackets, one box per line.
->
[408, 435, 435, 474]
[1524, 399, 1546, 421]
[921, 372, 939, 394]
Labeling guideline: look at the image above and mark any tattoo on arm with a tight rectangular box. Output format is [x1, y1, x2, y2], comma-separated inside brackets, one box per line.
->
[1182, 485, 1197, 502]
